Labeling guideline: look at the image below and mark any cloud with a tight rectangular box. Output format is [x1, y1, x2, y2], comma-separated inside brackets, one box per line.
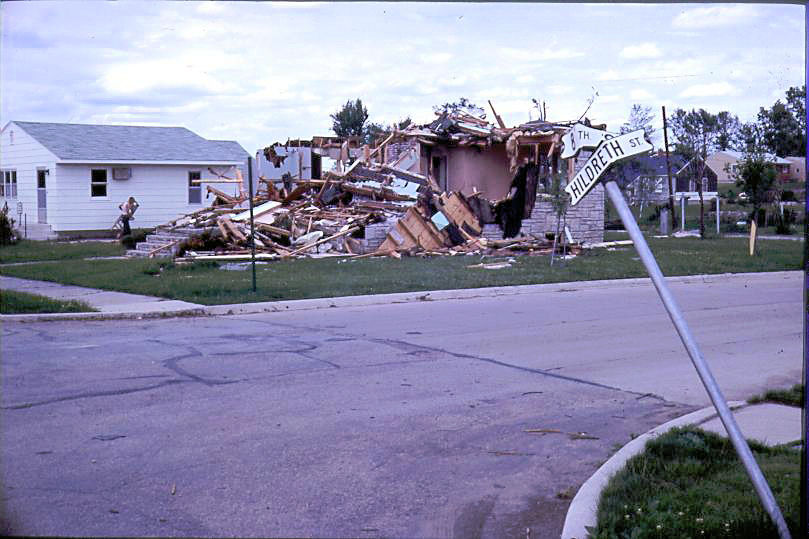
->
[672, 5, 758, 29]
[620, 42, 662, 59]
[629, 89, 655, 100]
[547, 85, 574, 96]
[422, 52, 453, 64]
[498, 46, 584, 62]
[679, 82, 737, 98]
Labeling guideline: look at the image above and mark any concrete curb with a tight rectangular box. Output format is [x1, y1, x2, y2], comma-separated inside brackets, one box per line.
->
[1, 271, 799, 322]
[202, 271, 795, 316]
[0, 308, 207, 323]
[560, 401, 748, 539]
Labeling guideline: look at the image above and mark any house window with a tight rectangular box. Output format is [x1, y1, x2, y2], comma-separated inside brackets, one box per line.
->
[2, 170, 17, 198]
[188, 171, 201, 204]
[91, 169, 107, 197]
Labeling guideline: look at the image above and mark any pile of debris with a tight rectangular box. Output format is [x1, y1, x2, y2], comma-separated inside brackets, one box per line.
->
[143, 163, 576, 262]
[141, 107, 593, 261]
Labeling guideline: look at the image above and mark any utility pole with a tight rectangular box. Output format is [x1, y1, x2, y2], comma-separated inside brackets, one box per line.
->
[247, 157, 257, 293]
[662, 106, 676, 232]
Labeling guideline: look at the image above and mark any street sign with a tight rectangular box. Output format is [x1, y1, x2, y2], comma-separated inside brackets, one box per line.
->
[564, 129, 653, 206]
[560, 123, 619, 159]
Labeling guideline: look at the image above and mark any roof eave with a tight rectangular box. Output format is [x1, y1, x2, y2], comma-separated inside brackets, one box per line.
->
[56, 159, 243, 166]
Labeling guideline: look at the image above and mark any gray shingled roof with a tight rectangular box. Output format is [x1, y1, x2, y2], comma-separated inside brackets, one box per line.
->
[12, 121, 247, 162]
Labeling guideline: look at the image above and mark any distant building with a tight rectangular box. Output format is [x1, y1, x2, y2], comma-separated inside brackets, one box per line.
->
[784, 156, 806, 183]
[706, 150, 793, 185]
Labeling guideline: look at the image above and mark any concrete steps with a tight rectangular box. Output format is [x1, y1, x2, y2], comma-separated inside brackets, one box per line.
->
[126, 227, 207, 258]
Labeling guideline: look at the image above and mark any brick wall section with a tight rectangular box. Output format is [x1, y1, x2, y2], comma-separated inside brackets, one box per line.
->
[385, 140, 418, 164]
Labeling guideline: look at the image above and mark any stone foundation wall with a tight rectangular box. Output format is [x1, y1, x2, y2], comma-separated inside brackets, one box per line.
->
[519, 184, 604, 245]
[360, 217, 399, 253]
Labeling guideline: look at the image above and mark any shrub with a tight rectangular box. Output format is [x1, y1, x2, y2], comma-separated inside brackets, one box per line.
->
[120, 229, 147, 249]
[0, 205, 19, 245]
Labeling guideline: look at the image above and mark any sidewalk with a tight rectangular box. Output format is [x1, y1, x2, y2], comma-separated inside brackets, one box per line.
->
[561, 402, 802, 539]
[1, 271, 801, 321]
[1, 276, 205, 318]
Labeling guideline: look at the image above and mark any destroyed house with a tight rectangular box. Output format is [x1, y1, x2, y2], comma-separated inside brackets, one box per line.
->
[0, 121, 249, 239]
[139, 110, 608, 260]
[378, 111, 606, 244]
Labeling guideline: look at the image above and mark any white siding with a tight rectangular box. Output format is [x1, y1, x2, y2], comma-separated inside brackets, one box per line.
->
[0, 122, 58, 228]
[256, 147, 314, 180]
[50, 164, 242, 231]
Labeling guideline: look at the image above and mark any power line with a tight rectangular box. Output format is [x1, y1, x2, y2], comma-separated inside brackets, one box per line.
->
[596, 73, 706, 83]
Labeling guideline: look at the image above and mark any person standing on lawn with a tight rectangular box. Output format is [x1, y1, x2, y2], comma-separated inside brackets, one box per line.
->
[117, 196, 139, 238]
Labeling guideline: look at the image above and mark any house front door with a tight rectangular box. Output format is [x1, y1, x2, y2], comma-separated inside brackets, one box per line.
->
[37, 169, 47, 223]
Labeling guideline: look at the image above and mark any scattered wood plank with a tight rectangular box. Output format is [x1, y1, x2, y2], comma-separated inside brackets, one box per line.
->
[283, 226, 361, 258]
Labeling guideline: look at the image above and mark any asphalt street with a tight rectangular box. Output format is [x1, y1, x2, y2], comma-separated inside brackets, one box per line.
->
[1, 271, 801, 538]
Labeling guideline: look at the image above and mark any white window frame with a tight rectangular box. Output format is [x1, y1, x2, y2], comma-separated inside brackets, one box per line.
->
[1, 170, 17, 198]
[91, 168, 108, 198]
[188, 171, 202, 204]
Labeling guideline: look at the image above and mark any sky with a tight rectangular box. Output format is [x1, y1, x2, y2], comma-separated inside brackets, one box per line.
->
[1, 1, 805, 154]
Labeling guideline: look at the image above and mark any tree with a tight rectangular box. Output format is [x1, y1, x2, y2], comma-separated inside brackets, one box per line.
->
[548, 172, 570, 267]
[362, 122, 386, 146]
[330, 98, 369, 138]
[757, 86, 805, 157]
[736, 121, 763, 153]
[608, 104, 656, 215]
[433, 97, 485, 118]
[786, 85, 806, 133]
[621, 104, 656, 144]
[714, 111, 742, 151]
[669, 108, 720, 238]
[731, 150, 776, 229]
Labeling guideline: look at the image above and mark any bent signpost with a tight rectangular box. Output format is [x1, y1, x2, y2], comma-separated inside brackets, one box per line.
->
[564, 129, 652, 205]
[563, 128, 792, 538]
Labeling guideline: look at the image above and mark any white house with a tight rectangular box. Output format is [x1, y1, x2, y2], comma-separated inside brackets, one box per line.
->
[0, 121, 249, 239]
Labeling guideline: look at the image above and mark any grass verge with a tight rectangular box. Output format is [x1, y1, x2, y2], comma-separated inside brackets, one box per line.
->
[592, 426, 799, 537]
[0, 239, 125, 264]
[1, 289, 97, 314]
[0, 236, 802, 305]
[749, 384, 804, 407]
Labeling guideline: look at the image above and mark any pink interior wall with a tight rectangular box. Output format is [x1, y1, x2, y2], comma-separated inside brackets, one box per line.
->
[446, 144, 512, 199]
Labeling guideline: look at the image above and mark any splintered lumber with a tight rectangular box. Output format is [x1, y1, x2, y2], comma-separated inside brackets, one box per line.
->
[488, 100, 506, 129]
[256, 223, 291, 238]
[377, 207, 446, 253]
[232, 201, 282, 222]
[148, 239, 181, 258]
[339, 183, 414, 202]
[207, 185, 239, 204]
[191, 179, 243, 184]
[218, 217, 246, 243]
[437, 192, 481, 235]
[283, 226, 360, 258]
[379, 164, 429, 185]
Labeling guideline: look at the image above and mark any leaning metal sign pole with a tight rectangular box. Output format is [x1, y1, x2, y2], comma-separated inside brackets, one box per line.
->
[564, 126, 792, 538]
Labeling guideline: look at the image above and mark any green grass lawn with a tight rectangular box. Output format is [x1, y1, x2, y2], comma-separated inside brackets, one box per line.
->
[0, 236, 802, 305]
[592, 427, 799, 537]
[1, 289, 97, 314]
[750, 384, 804, 407]
[0, 239, 125, 263]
